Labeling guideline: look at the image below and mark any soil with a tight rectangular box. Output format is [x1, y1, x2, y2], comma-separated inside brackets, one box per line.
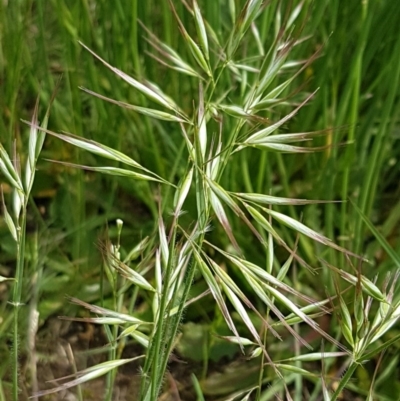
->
[4, 317, 365, 400]
[10, 319, 201, 401]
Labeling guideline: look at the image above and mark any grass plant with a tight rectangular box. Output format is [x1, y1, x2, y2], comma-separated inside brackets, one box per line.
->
[0, 1, 399, 400]
[0, 98, 51, 400]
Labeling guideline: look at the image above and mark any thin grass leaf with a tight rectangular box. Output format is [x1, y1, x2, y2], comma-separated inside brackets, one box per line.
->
[192, 374, 205, 401]
[47, 160, 169, 185]
[370, 301, 400, 343]
[192, 249, 242, 346]
[27, 97, 39, 174]
[34, 79, 58, 162]
[154, 249, 162, 296]
[207, 257, 281, 339]
[232, 63, 259, 73]
[249, 142, 329, 153]
[250, 347, 263, 359]
[211, 245, 320, 306]
[193, 0, 209, 60]
[129, 330, 150, 348]
[179, 122, 196, 161]
[360, 332, 400, 362]
[79, 41, 180, 111]
[117, 324, 140, 340]
[280, 352, 347, 363]
[274, 364, 317, 378]
[26, 123, 149, 171]
[168, 243, 192, 293]
[350, 199, 400, 267]
[251, 22, 264, 56]
[0, 275, 14, 282]
[228, 0, 263, 57]
[249, 130, 330, 144]
[174, 166, 193, 216]
[194, 162, 210, 227]
[320, 260, 385, 302]
[1, 189, 17, 242]
[239, 387, 257, 401]
[252, 54, 319, 108]
[168, 0, 212, 77]
[152, 250, 162, 317]
[286, 1, 305, 28]
[252, 43, 295, 101]
[58, 316, 130, 325]
[57, 136, 140, 167]
[321, 374, 331, 401]
[240, 91, 317, 146]
[139, 21, 202, 79]
[216, 335, 255, 346]
[220, 281, 262, 346]
[168, 288, 211, 317]
[158, 216, 169, 267]
[244, 203, 283, 243]
[124, 237, 150, 263]
[264, 208, 363, 258]
[240, 0, 264, 34]
[80, 87, 189, 123]
[111, 259, 155, 292]
[252, 74, 297, 110]
[3, 203, 18, 242]
[144, 80, 184, 114]
[244, 274, 310, 348]
[264, 284, 347, 352]
[0, 157, 23, 192]
[216, 104, 251, 118]
[33, 358, 142, 398]
[228, 0, 236, 24]
[145, 45, 202, 79]
[242, 203, 313, 271]
[184, 30, 212, 77]
[207, 139, 222, 181]
[66, 296, 149, 325]
[198, 83, 207, 159]
[333, 278, 354, 347]
[0, 139, 23, 190]
[283, 299, 333, 325]
[215, 104, 269, 121]
[267, 229, 275, 274]
[11, 189, 22, 226]
[209, 190, 240, 251]
[233, 191, 333, 206]
[206, 179, 264, 243]
[277, 252, 294, 281]
[216, 272, 282, 378]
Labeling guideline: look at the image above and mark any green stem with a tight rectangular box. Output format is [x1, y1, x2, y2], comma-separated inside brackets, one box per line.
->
[12, 207, 27, 401]
[158, 255, 197, 387]
[150, 224, 180, 401]
[331, 361, 358, 401]
[131, 0, 141, 80]
[139, 223, 178, 400]
[339, 2, 370, 259]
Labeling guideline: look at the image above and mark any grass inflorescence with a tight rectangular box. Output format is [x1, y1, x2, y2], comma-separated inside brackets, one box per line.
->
[0, 1, 399, 400]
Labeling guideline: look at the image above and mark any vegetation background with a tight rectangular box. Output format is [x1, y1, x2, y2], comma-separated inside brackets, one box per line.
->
[0, 0, 399, 400]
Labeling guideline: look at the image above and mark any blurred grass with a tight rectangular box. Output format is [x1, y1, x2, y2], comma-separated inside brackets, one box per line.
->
[0, 0, 399, 400]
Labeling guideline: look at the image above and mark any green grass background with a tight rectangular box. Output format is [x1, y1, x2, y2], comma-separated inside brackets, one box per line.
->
[0, 0, 399, 400]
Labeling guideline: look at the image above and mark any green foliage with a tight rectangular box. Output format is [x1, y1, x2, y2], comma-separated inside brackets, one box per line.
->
[0, 1, 399, 400]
